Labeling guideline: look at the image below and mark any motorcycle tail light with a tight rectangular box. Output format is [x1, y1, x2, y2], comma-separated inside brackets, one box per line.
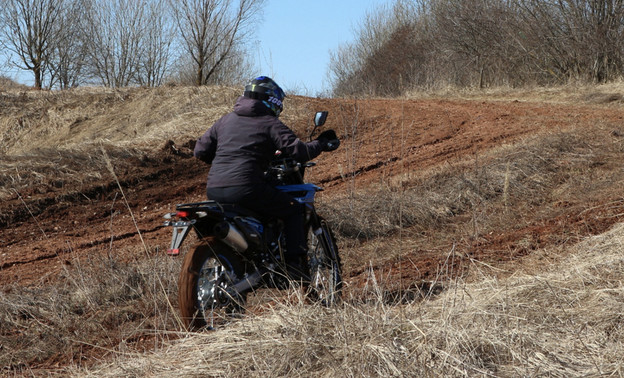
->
[177, 211, 189, 218]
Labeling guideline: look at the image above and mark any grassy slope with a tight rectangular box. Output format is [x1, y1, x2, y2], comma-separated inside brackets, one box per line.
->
[1, 83, 623, 376]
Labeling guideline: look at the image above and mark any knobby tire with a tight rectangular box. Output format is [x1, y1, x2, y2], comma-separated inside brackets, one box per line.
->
[178, 238, 247, 330]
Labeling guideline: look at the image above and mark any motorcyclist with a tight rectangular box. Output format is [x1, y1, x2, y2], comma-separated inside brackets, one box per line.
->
[194, 76, 339, 280]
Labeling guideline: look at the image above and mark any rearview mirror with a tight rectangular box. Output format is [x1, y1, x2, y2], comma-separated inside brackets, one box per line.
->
[314, 111, 328, 127]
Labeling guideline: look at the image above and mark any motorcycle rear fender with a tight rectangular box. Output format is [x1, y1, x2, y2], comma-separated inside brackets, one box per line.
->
[166, 220, 195, 256]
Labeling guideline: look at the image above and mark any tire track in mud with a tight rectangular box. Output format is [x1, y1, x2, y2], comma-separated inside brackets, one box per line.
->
[0, 225, 166, 270]
[0, 152, 205, 285]
[0, 167, 176, 229]
[319, 157, 400, 184]
[317, 121, 541, 191]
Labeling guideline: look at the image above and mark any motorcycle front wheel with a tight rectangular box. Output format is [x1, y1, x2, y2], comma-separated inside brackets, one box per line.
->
[178, 239, 248, 330]
[307, 217, 343, 305]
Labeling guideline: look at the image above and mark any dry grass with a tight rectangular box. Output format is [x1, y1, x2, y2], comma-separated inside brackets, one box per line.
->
[0, 86, 241, 155]
[65, 222, 624, 377]
[405, 80, 624, 105]
[2, 84, 624, 375]
[0, 76, 29, 91]
[0, 143, 148, 202]
[4, 223, 622, 376]
[0, 247, 182, 374]
[0, 86, 321, 205]
[0, 86, 319, 157]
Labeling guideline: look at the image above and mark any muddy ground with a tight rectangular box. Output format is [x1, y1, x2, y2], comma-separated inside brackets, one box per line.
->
[2, 94, 624, 288]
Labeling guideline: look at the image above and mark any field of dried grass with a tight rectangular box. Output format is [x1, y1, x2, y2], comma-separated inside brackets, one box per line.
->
[1, 83, 624, 376]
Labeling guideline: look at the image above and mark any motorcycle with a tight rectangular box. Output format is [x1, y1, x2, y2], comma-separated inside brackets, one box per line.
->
[163, 111, 343, 330]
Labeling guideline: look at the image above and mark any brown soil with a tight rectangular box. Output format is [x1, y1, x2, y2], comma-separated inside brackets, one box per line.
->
[2, 96, 624, 287]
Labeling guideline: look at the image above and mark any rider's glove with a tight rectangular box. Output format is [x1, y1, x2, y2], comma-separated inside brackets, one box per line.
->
[316, 129, 340, 151]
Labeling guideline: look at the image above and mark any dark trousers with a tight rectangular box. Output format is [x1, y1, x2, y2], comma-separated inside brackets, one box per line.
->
[206, 184, 307, 257]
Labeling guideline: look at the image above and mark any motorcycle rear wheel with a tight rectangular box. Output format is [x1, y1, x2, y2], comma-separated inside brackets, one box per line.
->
[178, 239, 248, 330]
[307, 217, 343, 305]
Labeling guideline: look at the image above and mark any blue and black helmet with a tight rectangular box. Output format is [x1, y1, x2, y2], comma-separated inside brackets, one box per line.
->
[243, 76, 285, 117]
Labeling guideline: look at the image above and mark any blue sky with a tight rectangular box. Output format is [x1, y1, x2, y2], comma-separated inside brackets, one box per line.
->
[255, 0, 390, 95]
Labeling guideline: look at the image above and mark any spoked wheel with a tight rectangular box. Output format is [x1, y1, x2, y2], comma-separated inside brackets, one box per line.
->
[178, 239, 248, 330]
[306, 217, 343, 305]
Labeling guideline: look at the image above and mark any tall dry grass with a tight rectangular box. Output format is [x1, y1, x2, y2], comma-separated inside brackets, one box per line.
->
[0, 86, 320, 157]
[0, 86, 240, 156]
[70, 222, 624, 377]
[0, 85, 320, 205]
[0, 247, 182, 375]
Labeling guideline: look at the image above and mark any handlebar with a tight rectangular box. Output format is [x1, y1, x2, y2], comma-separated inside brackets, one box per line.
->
[266, 158, 316, 184]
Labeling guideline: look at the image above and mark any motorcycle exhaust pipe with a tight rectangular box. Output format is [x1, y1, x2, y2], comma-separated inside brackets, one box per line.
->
[214, 221, 249, 252]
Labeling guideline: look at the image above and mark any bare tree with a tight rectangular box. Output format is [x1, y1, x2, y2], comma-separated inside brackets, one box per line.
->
[329, 0, 423, 96]
[170, 0, 264, 86]
[1, 0, 67, 89]
[330, 0, 624, 95]
[518, 0, 624, 83]
[81, 0, 148, 87]
[428, 0, 523, 87]
[48, 0, 88, 89]
[172, 44, 255, 86]
[135, 0, 174, 86]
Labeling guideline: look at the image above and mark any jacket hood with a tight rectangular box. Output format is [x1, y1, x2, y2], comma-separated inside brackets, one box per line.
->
[233, 96, 274, 117]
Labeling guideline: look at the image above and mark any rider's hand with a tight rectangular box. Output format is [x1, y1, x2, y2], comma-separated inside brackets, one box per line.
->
[317, 129, 340, 151]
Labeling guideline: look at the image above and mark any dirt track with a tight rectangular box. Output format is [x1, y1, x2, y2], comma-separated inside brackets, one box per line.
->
[2, 95, 624, 288]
